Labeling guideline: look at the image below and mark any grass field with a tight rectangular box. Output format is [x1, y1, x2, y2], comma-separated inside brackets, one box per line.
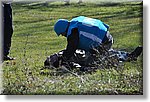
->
[2, 1, 143, 95]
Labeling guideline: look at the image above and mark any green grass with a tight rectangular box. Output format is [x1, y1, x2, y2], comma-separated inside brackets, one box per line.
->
[2, 1, 143, 95]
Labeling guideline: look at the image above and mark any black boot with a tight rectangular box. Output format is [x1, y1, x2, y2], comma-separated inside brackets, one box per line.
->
[128, 46, 143, 61]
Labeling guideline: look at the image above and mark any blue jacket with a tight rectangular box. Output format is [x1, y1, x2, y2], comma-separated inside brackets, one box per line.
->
[67, 16, 109, 51]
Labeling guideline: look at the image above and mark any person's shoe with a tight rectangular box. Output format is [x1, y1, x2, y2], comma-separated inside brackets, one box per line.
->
[128, 46, 143, 61]
[3, 56, 15, 61]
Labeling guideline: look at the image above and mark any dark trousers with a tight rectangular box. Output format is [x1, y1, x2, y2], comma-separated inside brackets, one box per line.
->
[2, 4, 13, 56]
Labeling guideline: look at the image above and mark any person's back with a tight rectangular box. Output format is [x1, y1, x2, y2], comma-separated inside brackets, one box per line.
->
[66, 16, 111, 51]
[54, 16, 113, 61]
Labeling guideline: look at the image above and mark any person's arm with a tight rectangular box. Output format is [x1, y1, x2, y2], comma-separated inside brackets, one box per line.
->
[62, 28, 79, 60]
[102, 31, 113, 50]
